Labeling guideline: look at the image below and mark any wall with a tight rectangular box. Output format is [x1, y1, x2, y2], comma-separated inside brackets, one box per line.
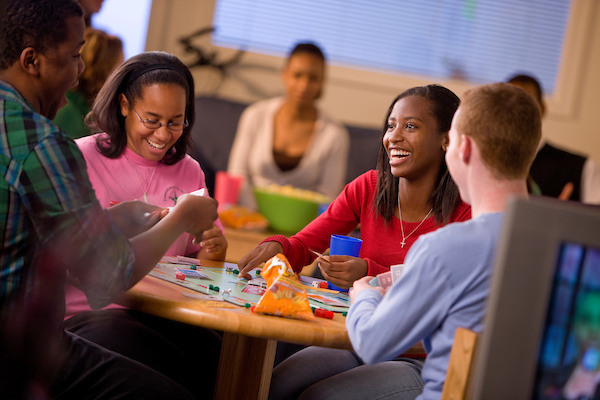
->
[146, 0, 600, 162]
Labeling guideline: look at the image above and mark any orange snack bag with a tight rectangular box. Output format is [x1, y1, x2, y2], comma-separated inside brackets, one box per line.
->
[252, 254, 315, 321]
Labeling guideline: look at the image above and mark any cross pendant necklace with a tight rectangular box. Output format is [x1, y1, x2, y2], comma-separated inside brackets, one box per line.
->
[398, 197, 433, 248]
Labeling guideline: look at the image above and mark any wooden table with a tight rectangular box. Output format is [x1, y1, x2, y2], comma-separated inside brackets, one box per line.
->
[117, 259, 351, 400]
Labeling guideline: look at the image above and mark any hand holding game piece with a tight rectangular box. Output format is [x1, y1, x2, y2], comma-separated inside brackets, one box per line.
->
[317, 255, 368, 289]
[169, 193, 218, 245]
[237, 241, 284, 278]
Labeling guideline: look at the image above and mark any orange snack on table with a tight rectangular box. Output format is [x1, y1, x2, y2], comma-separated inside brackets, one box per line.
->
[218, 204, 268, 230]
[252, 254, 315, 321]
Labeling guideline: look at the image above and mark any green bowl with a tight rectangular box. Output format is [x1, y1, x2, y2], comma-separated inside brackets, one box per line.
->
[254, 187, 322, 234]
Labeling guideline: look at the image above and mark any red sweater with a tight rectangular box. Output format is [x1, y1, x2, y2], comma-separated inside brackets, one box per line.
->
[264, 170, 471, 275]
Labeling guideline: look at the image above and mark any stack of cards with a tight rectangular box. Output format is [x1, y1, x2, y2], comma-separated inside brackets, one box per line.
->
[368, 264, 404, 289]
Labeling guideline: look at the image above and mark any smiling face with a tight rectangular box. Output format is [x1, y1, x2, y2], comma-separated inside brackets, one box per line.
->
[120, 83, 187, 161]
[38, 16, 86, 119]
[282, 53, 325, 107]
[383, 95, 448, 182]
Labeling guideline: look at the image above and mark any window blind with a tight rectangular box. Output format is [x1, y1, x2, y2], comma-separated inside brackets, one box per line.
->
[212, 0, 571, 94]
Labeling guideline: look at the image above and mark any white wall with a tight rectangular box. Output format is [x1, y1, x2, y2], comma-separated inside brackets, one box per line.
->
[146, 0, 600, 162]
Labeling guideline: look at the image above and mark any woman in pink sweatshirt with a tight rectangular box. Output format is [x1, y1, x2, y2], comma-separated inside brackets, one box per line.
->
[64, 51, 226, 399]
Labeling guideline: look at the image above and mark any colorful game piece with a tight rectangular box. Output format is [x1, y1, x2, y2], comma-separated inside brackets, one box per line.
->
[213, 286, 220, 292]
[314, 308, 334, 319]
[226, 266, 234, 272]
[312, 281, 320, 288]
[209, 284, 214, 290]
[245, 303, 251, 308]
[233, 269, 239, 275]
[342, 311, 347, 316]
[190, 265, 197, 270]
[319, 281, 328, 289]
[256, 270, 261, 276]
[175, 271, 186, 281]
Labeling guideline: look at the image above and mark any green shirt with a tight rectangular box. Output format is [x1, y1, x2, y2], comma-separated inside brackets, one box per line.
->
[52, 89, 92, 140]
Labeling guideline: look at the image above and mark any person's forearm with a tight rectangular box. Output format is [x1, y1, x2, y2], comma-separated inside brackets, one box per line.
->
[127, 213, 188, 287]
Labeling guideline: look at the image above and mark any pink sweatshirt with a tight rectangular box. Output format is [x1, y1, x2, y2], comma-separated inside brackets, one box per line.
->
[64, 134, 223, 319]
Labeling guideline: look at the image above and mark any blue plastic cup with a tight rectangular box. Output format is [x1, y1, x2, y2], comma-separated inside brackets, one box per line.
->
[325, 235, 363, 293]
[329, 234, 363, 257]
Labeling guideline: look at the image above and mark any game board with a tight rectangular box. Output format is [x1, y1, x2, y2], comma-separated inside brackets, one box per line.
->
[149, 262, 350, 312]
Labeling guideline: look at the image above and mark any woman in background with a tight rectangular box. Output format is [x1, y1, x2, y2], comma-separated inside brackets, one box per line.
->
[228, 42, 350, 209]
[64, 51, 227, 399]
[53, 27, 123, 139]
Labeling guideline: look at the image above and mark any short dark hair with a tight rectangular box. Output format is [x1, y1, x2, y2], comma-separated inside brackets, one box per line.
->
[507, 74, 543, 104]
[288, 42, 326, 63]
[86, 51, 195, 165]
[0, 0, 83, 70]
[375, 85, 462, 225]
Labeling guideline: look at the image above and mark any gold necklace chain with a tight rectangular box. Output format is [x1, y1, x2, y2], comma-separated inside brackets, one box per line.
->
[398, 197, 433, 248]
[125, 154, 157, 203]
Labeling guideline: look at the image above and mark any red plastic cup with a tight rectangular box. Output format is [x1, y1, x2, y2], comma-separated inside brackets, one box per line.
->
[214, 171, 243, 211]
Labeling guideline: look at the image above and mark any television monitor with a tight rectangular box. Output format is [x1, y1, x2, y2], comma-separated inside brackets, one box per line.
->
[468, 196, 600, 400]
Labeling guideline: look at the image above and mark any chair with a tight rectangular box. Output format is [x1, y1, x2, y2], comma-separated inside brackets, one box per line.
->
[441, 327, 479, 400]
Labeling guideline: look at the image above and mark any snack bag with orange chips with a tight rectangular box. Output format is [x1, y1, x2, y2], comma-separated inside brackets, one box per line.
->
[252, 254, 315, 321]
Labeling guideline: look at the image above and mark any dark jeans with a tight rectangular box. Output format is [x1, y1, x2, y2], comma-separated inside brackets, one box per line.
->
[51, 330, 197, 399]
[269, 346, 424, 400]
[64, 309, 222, 399]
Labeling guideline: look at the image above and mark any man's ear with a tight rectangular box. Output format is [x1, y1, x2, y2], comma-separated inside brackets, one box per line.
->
[20, 47, 40, 75]
[459, 134, 471, 164]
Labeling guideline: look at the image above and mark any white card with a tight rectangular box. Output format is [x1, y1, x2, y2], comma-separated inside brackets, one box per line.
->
[391, 264, 404, 283]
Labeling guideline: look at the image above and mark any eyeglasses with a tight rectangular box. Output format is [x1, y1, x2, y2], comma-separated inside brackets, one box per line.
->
[132, 107, 189, 131]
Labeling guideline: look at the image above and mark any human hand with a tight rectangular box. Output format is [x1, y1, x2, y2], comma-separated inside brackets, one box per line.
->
[559, 182, 574, 201]
[106, 200, 168, 238]
[198, 224, 228, 259]
[238, 241, 284, 278]
[170, 194, 218, 244]
[317, 255, 368, 289]
[349, 276, 386, 302]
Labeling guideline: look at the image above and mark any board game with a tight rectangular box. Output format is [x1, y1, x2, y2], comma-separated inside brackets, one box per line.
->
[150, 261, 350, 312]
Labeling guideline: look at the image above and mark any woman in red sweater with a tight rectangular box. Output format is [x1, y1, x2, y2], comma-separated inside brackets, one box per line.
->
[238, 84, 471, 288]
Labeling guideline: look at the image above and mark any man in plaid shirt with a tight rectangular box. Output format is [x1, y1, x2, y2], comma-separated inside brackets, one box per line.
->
[0, 1, 218, 398]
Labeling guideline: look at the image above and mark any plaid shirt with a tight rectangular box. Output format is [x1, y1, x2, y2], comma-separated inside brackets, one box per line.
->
[0, 80, 134, 319]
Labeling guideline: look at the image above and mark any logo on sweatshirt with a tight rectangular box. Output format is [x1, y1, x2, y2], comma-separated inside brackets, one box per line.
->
[163, 186, 185, 206]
